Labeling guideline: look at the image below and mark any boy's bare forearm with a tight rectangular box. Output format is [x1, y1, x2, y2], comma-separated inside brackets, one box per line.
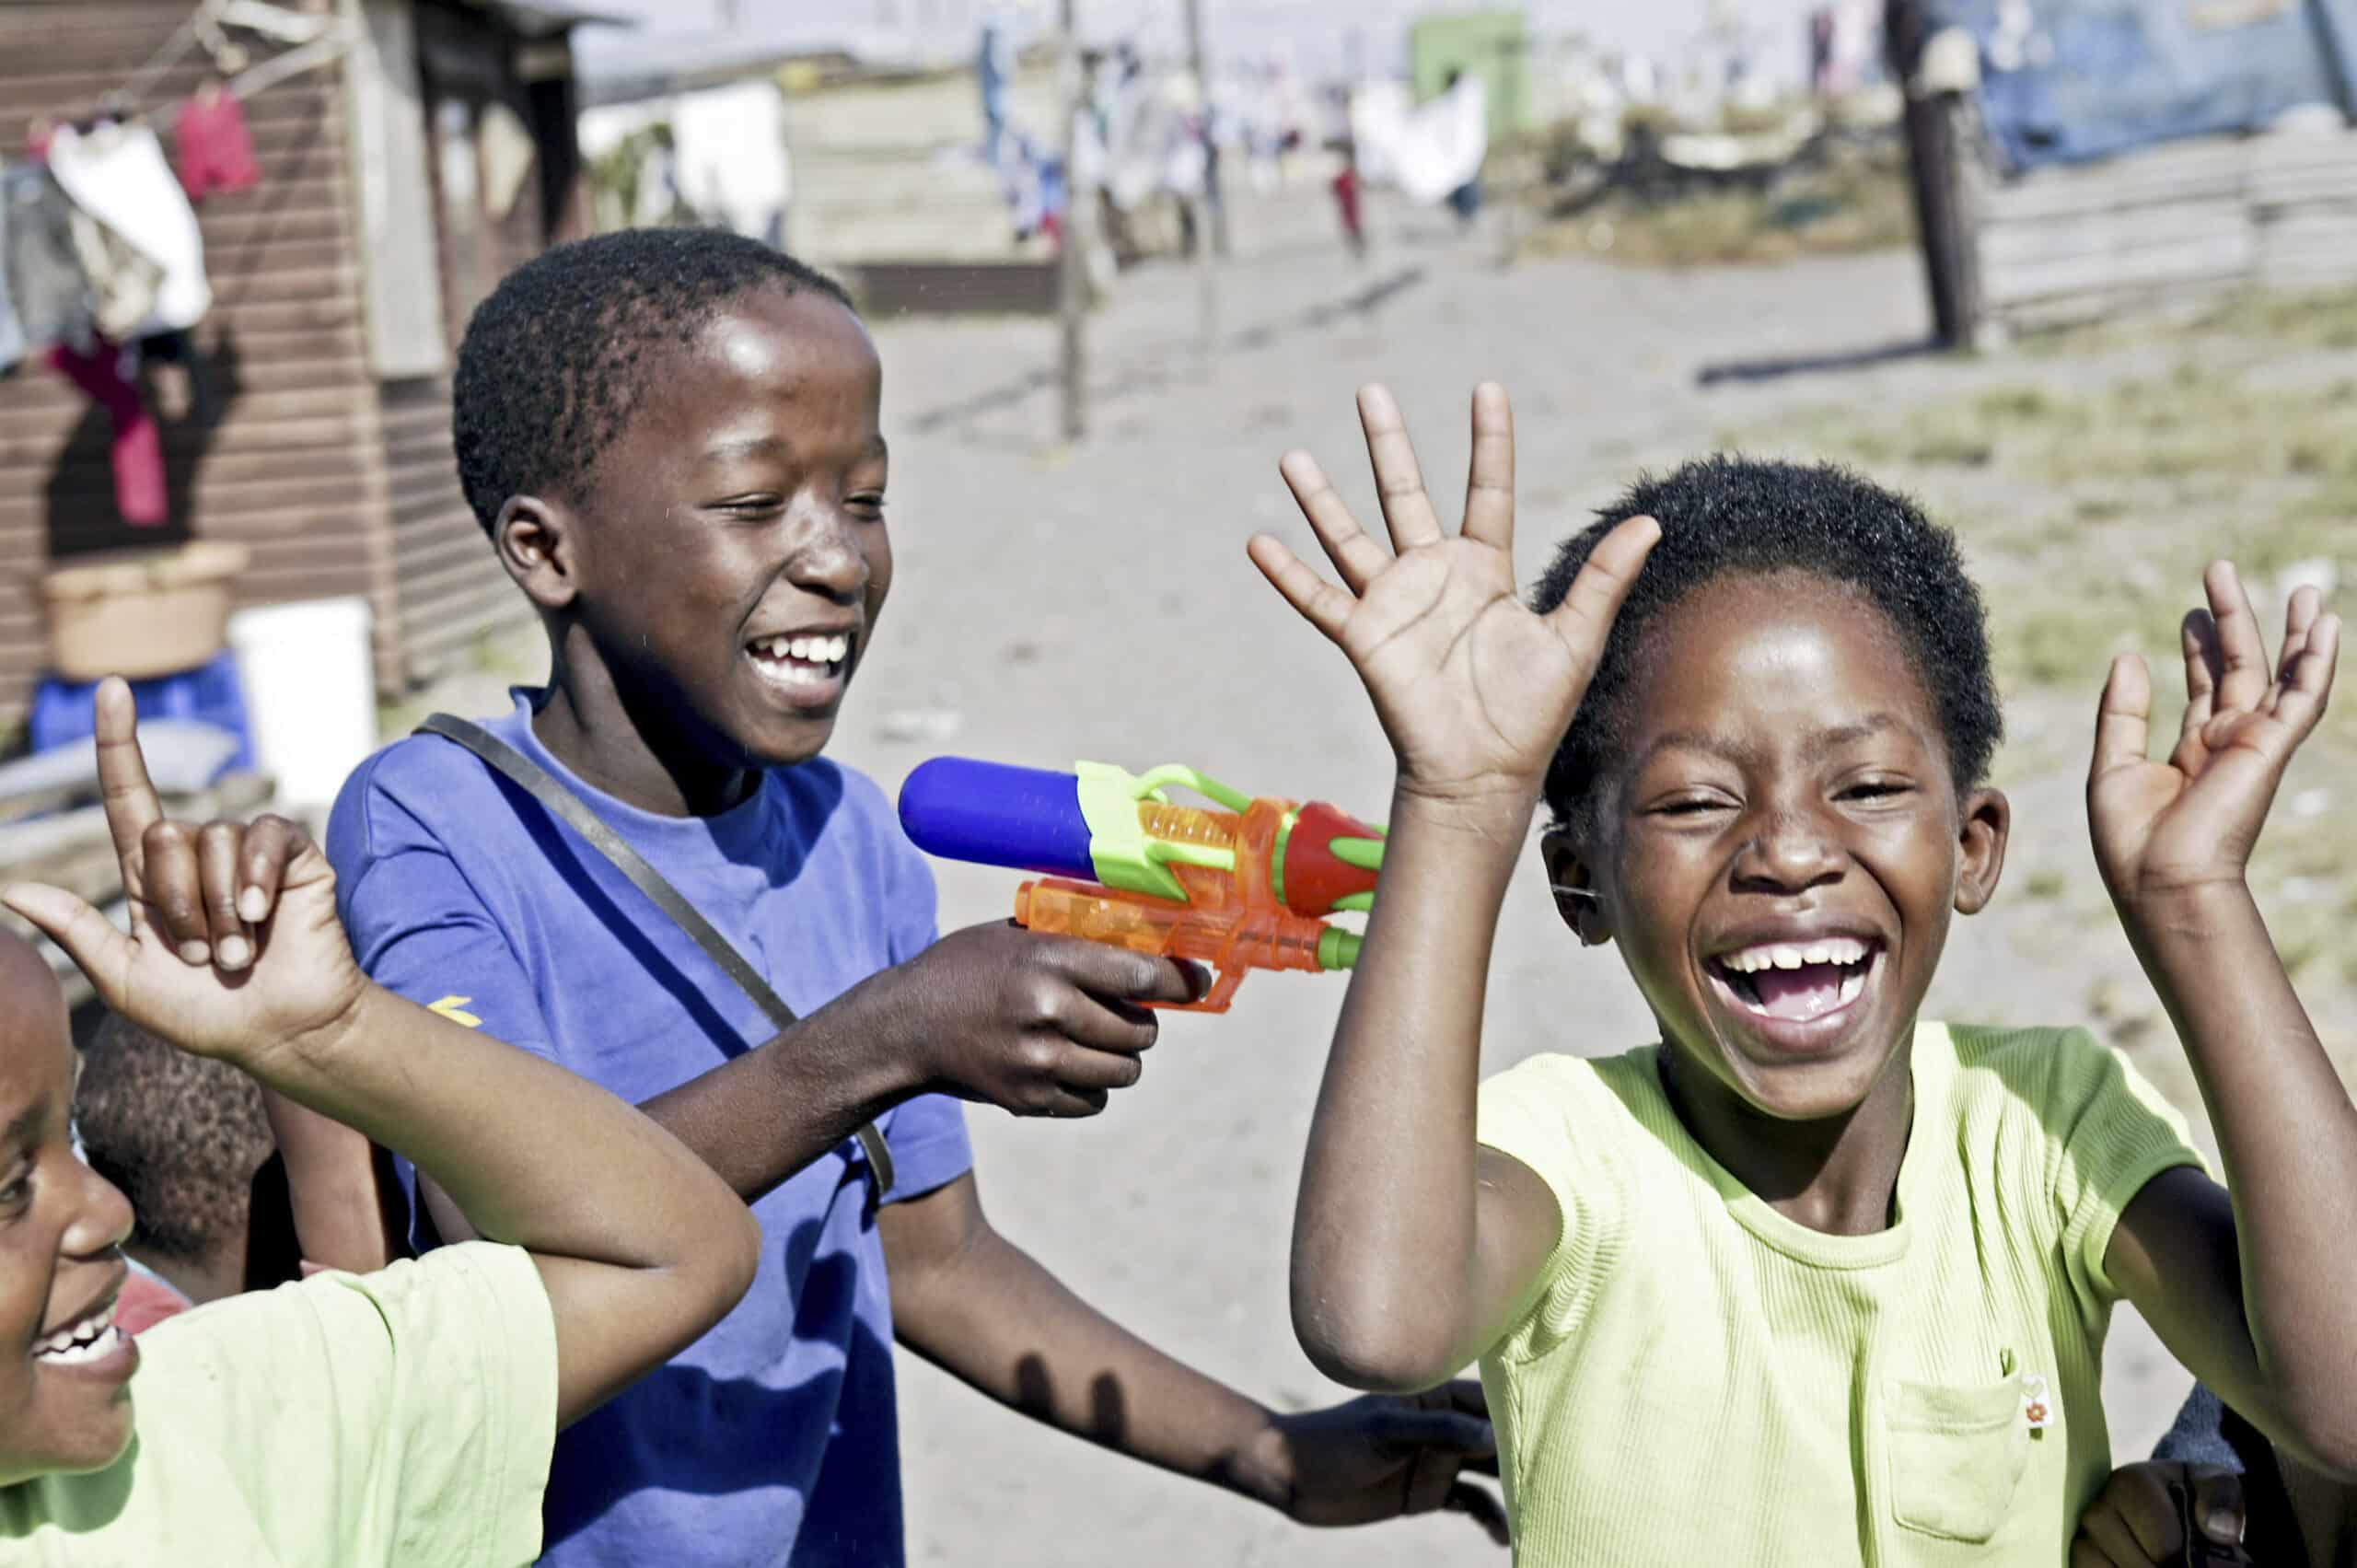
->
[2125, 883, 2357, 1468]
[884, 1179, 1291, 1506]
[265, 985, 751, 1283]
[638, 993, 922, 1202]
[1291, 785, 1541, 1389]
[256, 1086, 403, 1271]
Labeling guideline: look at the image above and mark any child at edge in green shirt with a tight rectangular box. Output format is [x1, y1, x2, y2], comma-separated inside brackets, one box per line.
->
[1248, 381, 2352, 1562]
[0, 679, 761, 1564]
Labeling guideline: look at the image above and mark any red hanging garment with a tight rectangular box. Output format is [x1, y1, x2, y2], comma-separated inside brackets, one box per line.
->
[172, 83, 259, 201]
[47, 339, 168, 526]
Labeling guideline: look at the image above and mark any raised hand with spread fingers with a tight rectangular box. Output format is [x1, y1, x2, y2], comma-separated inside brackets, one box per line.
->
[2087, 567, 2357, 1482]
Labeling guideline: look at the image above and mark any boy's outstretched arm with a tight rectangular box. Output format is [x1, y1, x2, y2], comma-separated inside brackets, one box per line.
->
[2, 679, 760, 1429]
[881, 1170, 1508, 1541]
[1246, 382, 1657, 1389]
[2089, 568, 2357, 1479]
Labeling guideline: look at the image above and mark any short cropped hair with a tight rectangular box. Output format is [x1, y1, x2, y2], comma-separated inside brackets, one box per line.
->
[1531, 455, 2003, 833]
[452, 227, 854, 535]
[75, 1013, 273, 1263]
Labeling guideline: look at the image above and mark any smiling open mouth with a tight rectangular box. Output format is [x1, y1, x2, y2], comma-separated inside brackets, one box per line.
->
[746, 631, 853, 693]
[1710, 936, 1882, 1024]
[33, 1297, 125, 1368]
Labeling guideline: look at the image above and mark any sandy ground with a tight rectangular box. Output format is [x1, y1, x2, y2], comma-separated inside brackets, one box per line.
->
[413, 189, 2351, 1564]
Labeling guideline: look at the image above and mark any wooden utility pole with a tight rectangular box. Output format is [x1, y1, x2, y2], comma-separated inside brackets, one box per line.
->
[1057, 0, 1086, 439]
[1181, 0, 1218, 353]
[1184, 0, 1229, 258]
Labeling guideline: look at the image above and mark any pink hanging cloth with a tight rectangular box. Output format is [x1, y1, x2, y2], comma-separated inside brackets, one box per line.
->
[47, 339, 168, 527]
[172, 82, 259, 201]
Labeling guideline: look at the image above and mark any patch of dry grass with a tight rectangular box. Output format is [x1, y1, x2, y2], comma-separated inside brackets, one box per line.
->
[1522, 157, 1916, 269]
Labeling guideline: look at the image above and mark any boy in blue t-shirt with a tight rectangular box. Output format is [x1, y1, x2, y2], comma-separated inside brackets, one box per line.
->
[295, 229, 1504, 1567]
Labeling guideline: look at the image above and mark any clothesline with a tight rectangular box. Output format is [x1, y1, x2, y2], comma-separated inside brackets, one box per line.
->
[110, 0, 354, 128]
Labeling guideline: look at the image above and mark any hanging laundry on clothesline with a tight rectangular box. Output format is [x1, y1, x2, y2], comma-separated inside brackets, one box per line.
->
[173, 82, 258, 202]
[48, 338, 168, 527]
[46, 122, 211, 339]
[0, 167, 96, 375]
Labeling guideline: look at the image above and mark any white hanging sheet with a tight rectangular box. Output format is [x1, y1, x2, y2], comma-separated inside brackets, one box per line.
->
[46, 122, 212, 335]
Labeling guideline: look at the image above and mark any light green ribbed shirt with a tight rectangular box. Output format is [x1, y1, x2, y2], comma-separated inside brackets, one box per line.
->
[1475, 1023, 2201, 1566]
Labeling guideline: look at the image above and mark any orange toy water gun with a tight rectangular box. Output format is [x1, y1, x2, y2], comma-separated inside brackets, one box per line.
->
[897, 758, 1385, 1013]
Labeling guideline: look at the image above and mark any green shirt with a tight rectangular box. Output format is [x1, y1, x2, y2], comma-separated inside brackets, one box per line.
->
[1, 1241, 556, 1566]
[1475, 1023, 2202, 1566]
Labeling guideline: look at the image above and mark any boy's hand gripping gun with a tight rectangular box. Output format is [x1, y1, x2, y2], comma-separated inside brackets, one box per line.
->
[897, 758, 1386, 1013]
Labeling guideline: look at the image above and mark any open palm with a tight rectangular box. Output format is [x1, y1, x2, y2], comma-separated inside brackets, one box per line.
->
[2088, 563, 2341, 904]
[1247, 383, 1657, 804]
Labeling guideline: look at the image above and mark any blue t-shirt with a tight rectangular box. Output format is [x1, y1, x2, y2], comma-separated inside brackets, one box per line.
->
[326, 691, 972, 1568]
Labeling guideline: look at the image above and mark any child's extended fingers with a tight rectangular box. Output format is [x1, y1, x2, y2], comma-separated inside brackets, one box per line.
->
[1459, 381, 1515, 552]
[1248, 533, 1359, 643]
[197, 822, 255, 971]
[2092, 655, 2154, 780]
[1355, 383, 1445, 552]
[2078, 1482, 2177, 1564]
[1279, 447, 1390, 594]
[139, 819, 212, 965]
[2203, 561, 2270, 714]
[90, 678, 164, 892]
[1540, 514, 1659, 655]
[2176, 610, 2219, 747]
[2266, 585, 2320, 715]
[2270, 609, 2340, 741]
[235, 814, 309, 925]
[0, 883, 133, 1003]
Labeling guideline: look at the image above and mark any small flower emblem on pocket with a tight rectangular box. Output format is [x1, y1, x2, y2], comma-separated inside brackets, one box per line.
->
[2020, 1373, 2051, 1434]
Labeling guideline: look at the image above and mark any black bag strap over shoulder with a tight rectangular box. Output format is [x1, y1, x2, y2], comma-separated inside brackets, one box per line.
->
[416, 713, 895, 1195]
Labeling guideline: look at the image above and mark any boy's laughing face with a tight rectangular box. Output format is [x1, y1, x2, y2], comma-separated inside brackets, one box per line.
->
[0, 937, 139, 1487]
[532, 285, 891, 775]
[1550, 572, 2008, 1122]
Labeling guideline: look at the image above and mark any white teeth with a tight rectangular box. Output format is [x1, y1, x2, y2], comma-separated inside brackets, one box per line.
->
[751, 633, 851, 669]
[1721, 936, 1872, 973]
[33, 1306, 122, 1365]
[38, 1326, 125, 1365]
[1839, 968, 1865, 1005]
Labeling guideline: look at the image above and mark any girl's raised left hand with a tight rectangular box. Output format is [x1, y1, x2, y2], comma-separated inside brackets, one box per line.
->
[2088, 563, 2339, 909]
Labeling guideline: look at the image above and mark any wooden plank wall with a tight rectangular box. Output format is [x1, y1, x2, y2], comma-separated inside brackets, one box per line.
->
[1980, 128, 2357, 329]
[385, 0, 563, 689]
[0, 0, 399, 735]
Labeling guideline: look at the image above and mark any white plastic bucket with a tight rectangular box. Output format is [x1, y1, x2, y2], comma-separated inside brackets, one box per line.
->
[227, 597, 377, 813]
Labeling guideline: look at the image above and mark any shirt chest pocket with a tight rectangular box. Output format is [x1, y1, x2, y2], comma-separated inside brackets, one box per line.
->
[1883, 1376, 2031, 1543]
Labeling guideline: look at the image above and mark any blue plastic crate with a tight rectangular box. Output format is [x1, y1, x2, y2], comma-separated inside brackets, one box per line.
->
[29, 649, 255, 778]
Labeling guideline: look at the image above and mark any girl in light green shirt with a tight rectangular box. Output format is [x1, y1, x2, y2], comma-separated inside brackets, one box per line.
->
[1248, 387, 2352, 1563]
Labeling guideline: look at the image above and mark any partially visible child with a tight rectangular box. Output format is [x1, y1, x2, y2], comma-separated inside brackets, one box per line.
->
[2079, 1380, 2354, 1564]
[0, 679, 760, 1562]
[72, 1012, 294, 1324]
[1246, 383, 2353, 1562]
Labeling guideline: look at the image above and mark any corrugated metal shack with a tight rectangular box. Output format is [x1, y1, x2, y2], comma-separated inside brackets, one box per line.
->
[0, 0, 596, 737]
[1889, 0, 2357, 341]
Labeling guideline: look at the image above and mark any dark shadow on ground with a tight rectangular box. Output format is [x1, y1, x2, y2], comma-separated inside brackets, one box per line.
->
[1696, 337, 1944, 388]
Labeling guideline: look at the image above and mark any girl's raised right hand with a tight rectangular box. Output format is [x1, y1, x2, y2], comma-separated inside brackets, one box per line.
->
[1248, 382, 1656, 812]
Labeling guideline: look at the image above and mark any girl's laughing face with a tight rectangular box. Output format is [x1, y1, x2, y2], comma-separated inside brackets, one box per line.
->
[0, 939, 140, 1487]
[1555, 572, 2008, 1122]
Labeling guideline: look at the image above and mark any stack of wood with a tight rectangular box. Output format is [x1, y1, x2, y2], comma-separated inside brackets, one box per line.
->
[1978, 129, 2357, 331]
[0, 767, 274, 1011]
